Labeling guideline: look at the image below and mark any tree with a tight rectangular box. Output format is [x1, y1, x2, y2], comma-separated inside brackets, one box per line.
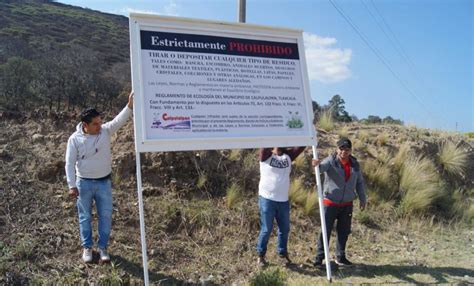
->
[366, 115, 382, 124]
[327, 94, 352, 122]
[0, 57, 37, 110]
[383, 116, 403, 125]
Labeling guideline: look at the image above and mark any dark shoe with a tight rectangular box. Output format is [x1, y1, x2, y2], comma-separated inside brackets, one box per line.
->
[335, 256, 353, 266]
[257, 256, 267, 268]
[313, 258, 324, 268]
[278, 253, 292, 266]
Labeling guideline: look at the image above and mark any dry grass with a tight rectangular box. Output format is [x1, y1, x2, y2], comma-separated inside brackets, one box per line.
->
[304, 191, 318, 216]
[243, 151, 258, 174]
[362, 159, 394, 200]
[228, 149, 242, 161]
[357, 129, 370, 143]
[399, 155, 444, 215]
[226, 182, 243, 209]
[289, 177, 307, 206]
[376, 132, 389, 146]
[393, 143, 411, 171]
[292, 152, 306, 170]
[375, 148, 392, 165]
[317, 110, 335, 132]
[465, 203, 474, 224]
[337, 126, 349, 138]
[437, 141, 469, 177]
[197, 173, 207, 189]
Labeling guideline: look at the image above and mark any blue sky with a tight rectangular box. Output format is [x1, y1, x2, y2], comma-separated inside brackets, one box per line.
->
[60, 0, 473, 132]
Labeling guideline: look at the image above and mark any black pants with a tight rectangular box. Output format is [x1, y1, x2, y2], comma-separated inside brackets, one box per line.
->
[316, 204, 353, 260]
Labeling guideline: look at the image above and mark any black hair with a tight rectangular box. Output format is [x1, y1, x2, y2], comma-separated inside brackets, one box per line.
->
[80, 108, 101, 124]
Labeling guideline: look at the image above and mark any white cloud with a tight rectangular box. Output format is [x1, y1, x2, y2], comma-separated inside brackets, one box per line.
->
[119, 1, 180, 17]
[121, 8, 160, 15]
[163, 0, 179, 16]
[303, 32, 352, 84]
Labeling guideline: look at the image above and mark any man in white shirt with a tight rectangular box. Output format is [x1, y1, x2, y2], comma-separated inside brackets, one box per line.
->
[257, 146, 305, 267]
[65, 92, 133, 263]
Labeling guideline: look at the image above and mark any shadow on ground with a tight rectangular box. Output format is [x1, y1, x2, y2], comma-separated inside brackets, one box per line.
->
[112, 255, 188, 285]
[293, 263, 474, 284]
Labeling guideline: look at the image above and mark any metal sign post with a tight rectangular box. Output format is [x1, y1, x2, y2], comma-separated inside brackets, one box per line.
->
[312, 144, 332, 282]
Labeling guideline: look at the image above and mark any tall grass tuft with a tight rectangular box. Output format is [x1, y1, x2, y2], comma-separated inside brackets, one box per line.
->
[393, 143, 410, 171]
[399, 155, 444, 215]
[304, 191, 318, 216]
[399, 155, 438, 195]
[357, 129, 370, 143]
[289, 177, 307, 206]
[242, 151, 258, 174]
[317, 109, 335, 132]
[376, 148, 392, 165]
[292, 153, 306, 170]
[226, 182, 242, 209]
[437, 141, 469, 177]
[228, 149, 242, 161]
[250, 268, 286, 286]
[337, 126, 349, 138]
[362, 159, 394, 200]
[196, 174, 207, 189]
[376, 132, 389, 146]
[464, 204, 474, 224]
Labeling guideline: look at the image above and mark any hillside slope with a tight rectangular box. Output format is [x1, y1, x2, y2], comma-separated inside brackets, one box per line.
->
[0, 113, 473, 285]
[0, 0, 129, 64]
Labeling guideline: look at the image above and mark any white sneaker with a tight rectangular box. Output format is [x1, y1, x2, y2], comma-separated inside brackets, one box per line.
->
[82, 248, 93, 263]
[99, 248, 110, 263]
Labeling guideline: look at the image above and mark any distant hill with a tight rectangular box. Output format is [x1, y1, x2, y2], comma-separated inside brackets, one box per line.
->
[0, 0, 132, 112]
[0, 0, 129, 64]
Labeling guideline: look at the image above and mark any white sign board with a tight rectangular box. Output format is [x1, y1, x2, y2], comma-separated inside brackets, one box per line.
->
[130, 14, 315, 152]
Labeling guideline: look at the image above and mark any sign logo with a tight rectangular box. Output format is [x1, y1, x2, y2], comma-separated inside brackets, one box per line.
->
[286, 111, 304, 129]
[152, 113, 191, 130]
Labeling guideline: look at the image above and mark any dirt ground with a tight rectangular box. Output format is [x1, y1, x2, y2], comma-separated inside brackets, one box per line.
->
[1, 113, 473, 285]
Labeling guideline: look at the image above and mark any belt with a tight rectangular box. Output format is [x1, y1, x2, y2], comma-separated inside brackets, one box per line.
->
[78, 174, 111, 181]
[323, 198, 353, 207]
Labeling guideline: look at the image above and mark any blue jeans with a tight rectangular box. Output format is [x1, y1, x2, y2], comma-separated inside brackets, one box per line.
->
[76, 177, 113, 249]
[256, 196, 290, 256]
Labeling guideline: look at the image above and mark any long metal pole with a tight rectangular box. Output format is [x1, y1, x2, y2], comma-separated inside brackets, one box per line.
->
[238, 0, 246, 23]
[312, 145, 332, 282]
[136, 153, 149, 285]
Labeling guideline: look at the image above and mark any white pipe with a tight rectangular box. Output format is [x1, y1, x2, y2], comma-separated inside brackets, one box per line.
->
[312, 144, 332, 282]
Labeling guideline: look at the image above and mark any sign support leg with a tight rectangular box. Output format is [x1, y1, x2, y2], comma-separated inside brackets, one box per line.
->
[312, 145, 332, 282]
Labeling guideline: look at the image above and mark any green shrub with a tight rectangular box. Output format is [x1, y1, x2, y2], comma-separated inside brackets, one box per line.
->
[354, 209, 377, 227]
[249, 268, 286, 286]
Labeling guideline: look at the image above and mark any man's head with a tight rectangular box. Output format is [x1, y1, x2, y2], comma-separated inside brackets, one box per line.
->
[80, 108, 102, 135]
[272, 147, 287, 156]
[336, 137, 352, 160]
